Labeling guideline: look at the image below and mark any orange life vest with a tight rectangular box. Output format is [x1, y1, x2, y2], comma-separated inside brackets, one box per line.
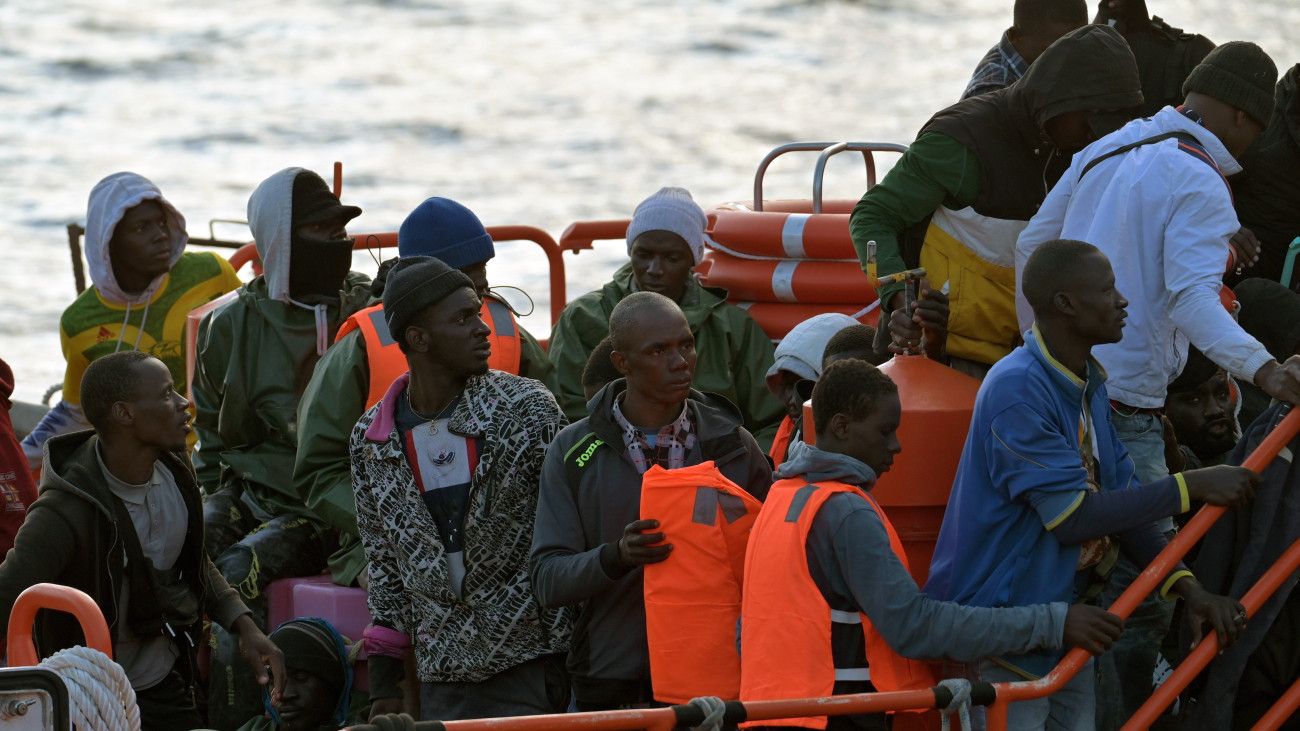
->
[741, 478, 935, 729]
[335, 295, 523, 408]
[640, 462, 763, 704]
[768, 416, 798, 468]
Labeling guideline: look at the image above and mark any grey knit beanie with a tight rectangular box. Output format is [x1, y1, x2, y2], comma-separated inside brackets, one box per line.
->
[383, 255, 476, 343]
[1182, 41, 1278, 127]
[625, 187, 707, 264]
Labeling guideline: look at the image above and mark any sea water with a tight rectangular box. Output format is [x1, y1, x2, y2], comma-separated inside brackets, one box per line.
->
[2, 0, 1297, 402]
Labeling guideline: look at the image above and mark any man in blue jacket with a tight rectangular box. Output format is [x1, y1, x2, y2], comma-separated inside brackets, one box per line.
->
[926, 239, 1257, 731]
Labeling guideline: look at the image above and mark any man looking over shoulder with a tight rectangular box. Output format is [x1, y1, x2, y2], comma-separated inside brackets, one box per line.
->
[0, 351, 282, 730]
[531, 291, 771, 710]
[350, 256, 571, 722]
[927, 240, 1257, 731]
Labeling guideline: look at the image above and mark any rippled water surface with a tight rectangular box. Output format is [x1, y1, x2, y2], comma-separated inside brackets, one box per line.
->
[3, 0, 1298, 400]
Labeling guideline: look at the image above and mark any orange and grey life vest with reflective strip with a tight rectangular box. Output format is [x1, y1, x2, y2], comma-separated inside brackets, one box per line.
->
[741, 478, 935, 729]
[640, 462, 762, 704]
[335, 295, 524, 409]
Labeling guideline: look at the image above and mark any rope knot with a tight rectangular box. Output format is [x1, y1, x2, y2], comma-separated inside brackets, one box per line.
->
[938, 678, 973, 731]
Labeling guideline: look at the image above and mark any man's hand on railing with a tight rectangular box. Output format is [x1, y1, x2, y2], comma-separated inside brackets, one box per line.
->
[1181, 464, 1260, 509]
[1174, 576, 1248, 651]
[1253, 356, 1300, 406]
[1062, 604, 1124, 655]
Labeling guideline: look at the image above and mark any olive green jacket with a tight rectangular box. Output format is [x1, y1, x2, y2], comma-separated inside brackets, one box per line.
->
[546, 262, 782, 449]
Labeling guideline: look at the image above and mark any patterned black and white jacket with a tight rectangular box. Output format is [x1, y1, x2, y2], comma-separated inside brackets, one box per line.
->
[351, 370, 572, 683]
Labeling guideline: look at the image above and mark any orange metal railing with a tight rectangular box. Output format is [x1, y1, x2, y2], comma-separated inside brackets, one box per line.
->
[227, 225, 568, 326]
[7, 583, 113, 667]
[985, 407, 1300, 729]
[344, 684, 986, 731]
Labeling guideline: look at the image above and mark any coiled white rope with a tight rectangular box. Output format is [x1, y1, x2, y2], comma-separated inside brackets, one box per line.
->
[41, 646, 140, 731]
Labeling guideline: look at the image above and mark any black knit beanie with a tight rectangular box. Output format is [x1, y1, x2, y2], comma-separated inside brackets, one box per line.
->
[1182, 41, 1278, 127]
[1168, 346, 1219, 394]
[382, 255, 476, 343]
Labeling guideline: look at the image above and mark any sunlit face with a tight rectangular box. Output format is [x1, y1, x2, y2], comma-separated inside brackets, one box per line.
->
[109, 200, 172, 289]
[122, 358, 191, 452]
[1065, 252, 1129, 345]
[460, 261, 490, 298]
[613, 306, 697, 408]
[1165, 370, 1237, 459]
[406, 287, 492, 379]
[630, 231, 695, 304]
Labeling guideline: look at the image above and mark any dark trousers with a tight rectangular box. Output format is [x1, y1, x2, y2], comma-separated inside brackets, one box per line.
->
[203, 486, 335, 731]
[136, 668, 203, 731]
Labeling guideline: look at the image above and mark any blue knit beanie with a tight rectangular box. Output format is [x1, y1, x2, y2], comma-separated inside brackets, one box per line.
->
[398, 197, 496, 268]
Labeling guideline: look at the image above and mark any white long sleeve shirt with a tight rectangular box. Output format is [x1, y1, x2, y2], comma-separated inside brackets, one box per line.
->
[1016, 107, 1272, 408]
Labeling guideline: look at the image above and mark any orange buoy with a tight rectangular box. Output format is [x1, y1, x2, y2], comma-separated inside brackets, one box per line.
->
[707, 211, 857, 260]
[700, 250, 877, 305]
[803, 354, 980, 588]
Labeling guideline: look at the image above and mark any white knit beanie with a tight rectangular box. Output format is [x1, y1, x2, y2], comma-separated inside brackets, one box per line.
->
[626, 187, 707, 264]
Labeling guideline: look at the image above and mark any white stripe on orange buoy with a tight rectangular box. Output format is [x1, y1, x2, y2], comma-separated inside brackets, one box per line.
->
[772, 260, 799, 302]
[781, 214, 810, 258]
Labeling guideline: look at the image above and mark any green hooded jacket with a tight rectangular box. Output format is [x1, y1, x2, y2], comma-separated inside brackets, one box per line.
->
[546, 262, 782, 449]
[192, 167, 373, 518]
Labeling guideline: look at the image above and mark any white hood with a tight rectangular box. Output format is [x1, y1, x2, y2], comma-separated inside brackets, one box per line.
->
[85, 172, 188, 304]
[764, 312, 861, 388]
[246, 166, 301, 303]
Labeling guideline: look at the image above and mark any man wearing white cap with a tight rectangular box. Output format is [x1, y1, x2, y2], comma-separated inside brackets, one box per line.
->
[547, 187, 783, 448]
[763, 312, 862, 467]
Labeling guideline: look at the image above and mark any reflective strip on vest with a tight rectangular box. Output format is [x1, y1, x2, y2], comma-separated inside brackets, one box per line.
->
[833, 668, 871, 682]
[340, 295, 525, 409]
[830, 609, 862, 625]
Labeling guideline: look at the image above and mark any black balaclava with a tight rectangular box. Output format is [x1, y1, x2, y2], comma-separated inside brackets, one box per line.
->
[288, 171, 361, 301]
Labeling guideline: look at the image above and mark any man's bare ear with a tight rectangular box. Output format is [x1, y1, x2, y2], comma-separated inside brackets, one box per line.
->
[404, 324, 432, 354]
[610, 350, 631, 377]
[111, 401, 134, 427]
[828, 411, 851, 441]
[1053, 290, 1075, 317]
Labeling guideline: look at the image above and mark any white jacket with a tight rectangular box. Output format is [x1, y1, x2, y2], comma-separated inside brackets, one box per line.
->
[1016, 107, 1272, 408]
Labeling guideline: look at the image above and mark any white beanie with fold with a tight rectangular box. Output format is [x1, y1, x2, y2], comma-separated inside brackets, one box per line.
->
[626, 187, 707, 264]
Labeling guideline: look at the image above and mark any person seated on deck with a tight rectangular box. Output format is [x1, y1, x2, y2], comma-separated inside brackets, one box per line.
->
[20, 172, 242, 470]
[0, 351, 283, 730]
[531, 291, 772, 711]
[238, 618, 354, 731]
[194, 167, 373, 730]
[850, 24, 1143, 381]
[1013, 43, 1296, 725]
[350, 256, 571, 722]
[581, 336, 621, 404]
[1162, 346, 1240, 476]
[820, 322, 886, 368]
[764, 313, 860, 468]
[926, 240, 1259, 731]
[546, 187, 783, 449]
[961, 0, 1087, 99]
[741, 359, 1126, 731]
[294, 196, 555, 589]
[1093, 0, 1216, 118]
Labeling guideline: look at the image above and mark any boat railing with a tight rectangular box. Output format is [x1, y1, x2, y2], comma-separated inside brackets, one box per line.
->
[343, 684, 985, 731]
[750, 141, 908, 212]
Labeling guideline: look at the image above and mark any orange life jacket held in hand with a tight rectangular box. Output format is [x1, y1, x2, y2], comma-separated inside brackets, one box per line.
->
[741, 478, 935, 729]
[640, 461, 763, 704]
[336, 295, 523, 408]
